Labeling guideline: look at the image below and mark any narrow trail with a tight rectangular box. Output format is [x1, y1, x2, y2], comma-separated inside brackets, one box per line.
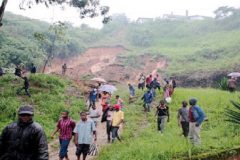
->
[49, 101, 109, 160]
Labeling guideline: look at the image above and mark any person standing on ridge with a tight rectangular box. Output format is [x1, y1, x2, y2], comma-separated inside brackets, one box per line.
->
[62, 63, 67, 75]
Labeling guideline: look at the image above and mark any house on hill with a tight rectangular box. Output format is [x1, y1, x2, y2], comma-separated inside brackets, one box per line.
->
[136, 17, 154, 23]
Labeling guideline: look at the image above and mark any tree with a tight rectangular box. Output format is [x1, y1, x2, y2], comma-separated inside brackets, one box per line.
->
[214, 6, 236, 20]
[34, 21, 68, 73]
[0, 0, 110, 27]
[0, 0, 8, 26]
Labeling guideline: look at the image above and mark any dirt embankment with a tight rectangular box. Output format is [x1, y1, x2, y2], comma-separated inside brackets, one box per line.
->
[46, 47, 167, 85]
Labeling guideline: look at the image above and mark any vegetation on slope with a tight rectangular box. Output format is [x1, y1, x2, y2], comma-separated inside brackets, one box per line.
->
[98, 88, 240, 160]
[0, 74, 85, 137]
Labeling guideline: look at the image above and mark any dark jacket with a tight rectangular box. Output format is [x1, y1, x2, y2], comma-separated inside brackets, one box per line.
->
[24, 78, 30, 88]
[0, 121, 48, 160]
[142, 92, 153, 104]
[31, 66, 37, 74]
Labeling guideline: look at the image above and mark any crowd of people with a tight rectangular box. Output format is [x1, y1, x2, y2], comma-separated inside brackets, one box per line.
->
[0, 63, 238, 160]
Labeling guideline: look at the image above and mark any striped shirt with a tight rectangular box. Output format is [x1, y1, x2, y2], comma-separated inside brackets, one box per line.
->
[57, 118, 76, 140]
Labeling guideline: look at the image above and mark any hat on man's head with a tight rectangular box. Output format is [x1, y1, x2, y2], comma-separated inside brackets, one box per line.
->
[189, 98, 197, 106]
[114, 104, 121, 110]
[18, 105, 34, 115]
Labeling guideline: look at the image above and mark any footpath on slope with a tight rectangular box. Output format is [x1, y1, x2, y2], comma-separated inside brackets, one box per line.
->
[49, 101, 109, 160]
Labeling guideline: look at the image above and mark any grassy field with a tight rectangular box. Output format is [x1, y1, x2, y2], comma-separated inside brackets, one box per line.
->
[0, 74, 85, 138]
[98, 87, 240, 160]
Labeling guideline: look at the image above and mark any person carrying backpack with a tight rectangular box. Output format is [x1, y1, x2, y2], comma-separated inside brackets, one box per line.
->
[188, 98, 206, 145]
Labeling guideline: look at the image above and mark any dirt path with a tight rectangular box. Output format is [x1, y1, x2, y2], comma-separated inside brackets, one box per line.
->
[49, 102, 110, 160]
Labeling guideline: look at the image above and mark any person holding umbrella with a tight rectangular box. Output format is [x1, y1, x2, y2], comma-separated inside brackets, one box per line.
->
[228, 77, 237, 92]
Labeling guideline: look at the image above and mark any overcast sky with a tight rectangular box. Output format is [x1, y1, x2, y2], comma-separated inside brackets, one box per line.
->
[5, 0, 240, 28]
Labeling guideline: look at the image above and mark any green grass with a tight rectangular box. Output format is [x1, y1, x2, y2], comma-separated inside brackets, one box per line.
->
[97, 87, 240, 160]
[0, 74, 85, 138]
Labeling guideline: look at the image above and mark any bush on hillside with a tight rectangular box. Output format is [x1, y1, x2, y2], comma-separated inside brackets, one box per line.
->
[226, 100, 240, 125]
[219, 77, 228, 91]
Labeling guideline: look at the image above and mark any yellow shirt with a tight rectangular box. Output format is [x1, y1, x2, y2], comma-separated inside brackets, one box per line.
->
[112, 111, 124, 127]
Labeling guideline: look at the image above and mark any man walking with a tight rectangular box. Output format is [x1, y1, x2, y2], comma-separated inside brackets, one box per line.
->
[88, 88, 98, 110]
[142, 90, 153, 112]
[74, 112, 97, 160]
[51, 110, 76, 160]
[17, 76, 31, 97]
[0, 105, 48, 160]
[177, 101, 189, 137]
[138, 73, 146, 90]
[62, 63, 67, 75]
[111, 104, 124, 143]
[156, 100, 170, 134]
[189, 98, 205, 145]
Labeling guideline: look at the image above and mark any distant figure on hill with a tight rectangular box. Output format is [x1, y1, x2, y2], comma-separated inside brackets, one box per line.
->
[228, 77, 237, 92]
[51, 110, 76, 160]
[138, 73, 146, 90]
[169, 78, 176, 96]
[128, 83, 135, 103]
[0, 67, 3, 76]
[146, 74, 153, 89]
[17, 76, 31, 97]
[188, 98, 206, 146]
[62, 63, 67, 75]
[128, 83, 135, 97]
[0, 105, 48, 160]
[88, 88, 98, 110]
[177, 101, 189, 137]
[155, 100, 170, 134]
[15, 64, 22, 77]
[111, 104, 124, 143]
[31, 63, 37, 74]
[142, 90, 153, 112]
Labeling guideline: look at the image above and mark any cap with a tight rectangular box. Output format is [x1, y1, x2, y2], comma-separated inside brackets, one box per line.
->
[189, 98, 197, 106]
[18, 105, 34, 115]
[114, 104, 121, 110]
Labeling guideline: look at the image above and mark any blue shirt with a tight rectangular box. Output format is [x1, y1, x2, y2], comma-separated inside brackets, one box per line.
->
[73, 119, 96, 144]
[142, 92, 153, 103]
[89, 91, 97, 101]
[191, 105, 206, 125]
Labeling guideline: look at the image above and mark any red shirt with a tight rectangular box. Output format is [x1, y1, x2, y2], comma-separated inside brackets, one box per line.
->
[57, 118, 76, 140]
[189, 107, 195, 122]
[146, 77, 152, 85]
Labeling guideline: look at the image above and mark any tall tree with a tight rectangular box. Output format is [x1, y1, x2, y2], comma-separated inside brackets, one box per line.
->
[0, 0, 110, 27]
[0, 0, 8, 26]
[34, 21, 68, 73]
[214, 6, 236, 20]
